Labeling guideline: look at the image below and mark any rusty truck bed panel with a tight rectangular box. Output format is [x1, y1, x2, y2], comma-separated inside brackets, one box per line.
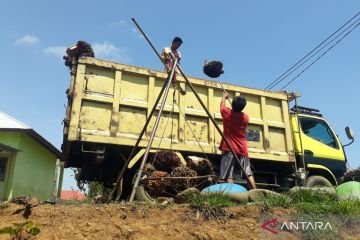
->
[65, 57, 294, 162]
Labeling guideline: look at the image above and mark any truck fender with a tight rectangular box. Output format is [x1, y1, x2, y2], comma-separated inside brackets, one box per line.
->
[306, 164, 338, 186]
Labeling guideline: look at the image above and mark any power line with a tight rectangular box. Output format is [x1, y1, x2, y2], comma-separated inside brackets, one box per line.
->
[264, 11, 360, 90]
[280, 20, 360, 90]
[265, 11, 360, 90]
[268, 17, 360, 90]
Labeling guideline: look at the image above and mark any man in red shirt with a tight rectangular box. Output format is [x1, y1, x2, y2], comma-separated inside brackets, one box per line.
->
[219, 92, 256, 189]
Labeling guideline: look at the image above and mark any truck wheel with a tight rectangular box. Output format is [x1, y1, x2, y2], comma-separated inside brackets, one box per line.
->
[135, 184, 157, 204]
[132, 171, 157, 204]
[306, 175, 332, 187]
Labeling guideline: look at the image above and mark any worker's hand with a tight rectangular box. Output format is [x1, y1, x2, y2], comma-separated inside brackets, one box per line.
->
[223, 92, 229, 99]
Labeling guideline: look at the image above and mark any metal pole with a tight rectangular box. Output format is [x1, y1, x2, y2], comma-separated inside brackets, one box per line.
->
[217, 79, 228, 95]
[217, 79, 232, 104]
[129, 58, 179, 202]
[131, 18, 186, 95]
[111, 75, 171, 200]
[132, 18, 163, 66]
[294, 98, 306, 171]
[132, 19, 253, 188]
[172, 55, 253, 186]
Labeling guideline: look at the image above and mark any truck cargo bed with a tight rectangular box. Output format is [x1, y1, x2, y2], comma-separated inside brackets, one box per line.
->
[62, 57, 294, 169]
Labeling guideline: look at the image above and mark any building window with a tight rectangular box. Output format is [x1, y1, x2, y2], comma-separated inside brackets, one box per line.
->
[300, 117, 338, 149]
[0, 158, 7, 181]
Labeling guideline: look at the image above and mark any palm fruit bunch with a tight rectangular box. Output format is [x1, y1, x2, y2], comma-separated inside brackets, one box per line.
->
[63, 40, 95, 68]
[186, 156, 215, 176]
[170, 166, 197, 192]
[195, 159, 215, 176]
[341, 167, 360, 183]
[146, 170, 169, 195]
[203, 60, 224, 78]
[153, 150, 181, 173]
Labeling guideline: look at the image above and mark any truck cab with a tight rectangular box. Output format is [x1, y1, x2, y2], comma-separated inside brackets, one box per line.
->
[290, 106, 351, 186]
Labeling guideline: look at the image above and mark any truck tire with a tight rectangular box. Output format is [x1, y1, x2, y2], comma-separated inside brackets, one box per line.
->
[306, 175, 332, 187]
[135, 184, 157, 204]
[131, 171, 156, 204]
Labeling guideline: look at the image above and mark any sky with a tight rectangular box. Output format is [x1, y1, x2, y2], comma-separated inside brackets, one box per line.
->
[1, 1, 359, 190]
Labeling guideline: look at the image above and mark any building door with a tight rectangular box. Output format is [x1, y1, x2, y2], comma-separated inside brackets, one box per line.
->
[0, 157, 8, 199]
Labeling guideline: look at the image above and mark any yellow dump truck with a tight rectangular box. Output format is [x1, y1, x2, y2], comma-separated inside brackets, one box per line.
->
[61, 57, 354, 197]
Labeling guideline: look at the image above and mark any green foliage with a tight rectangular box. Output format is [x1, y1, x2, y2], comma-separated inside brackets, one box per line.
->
[87, 181, 104, 199]
[0, 221, 41, 240]
[334, 199, 360, 216]
[257, 188, 360, 216]
[290, 189, 338, 204]
[72, 168, 104, 200]
[289, 189, 360, 215]
[256, 189, 360, 239]
[72, 168, 87, 192]
[258, 193, 291, 212]
[184, 192, 236, 221]
[187, 192, 236, 208]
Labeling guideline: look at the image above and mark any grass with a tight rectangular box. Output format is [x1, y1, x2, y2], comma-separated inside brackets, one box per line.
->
[256, 189, 360, 239]
[257, 188, 360, 216]
[187, 192, 237, 208]
[182, 192, 237, 221]
[183, 188, 360, 218]
[257, 192, 291, 212]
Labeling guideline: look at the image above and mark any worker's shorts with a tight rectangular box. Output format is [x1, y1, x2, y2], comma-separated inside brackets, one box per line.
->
[220, 151, 253, 180]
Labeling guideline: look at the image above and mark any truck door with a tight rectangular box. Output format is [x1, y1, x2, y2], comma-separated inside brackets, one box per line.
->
[298, 115, 346, 179]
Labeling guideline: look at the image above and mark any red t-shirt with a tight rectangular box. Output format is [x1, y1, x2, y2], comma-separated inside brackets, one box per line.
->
[219, 105, 249, 156]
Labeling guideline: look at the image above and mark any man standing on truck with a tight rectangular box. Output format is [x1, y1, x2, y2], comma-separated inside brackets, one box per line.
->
[219, 92, 256, 189]
[161, 37, 183, 85]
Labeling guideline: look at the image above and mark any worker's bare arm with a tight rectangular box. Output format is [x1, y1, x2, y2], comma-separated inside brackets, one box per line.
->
[221, 92, 229, 107]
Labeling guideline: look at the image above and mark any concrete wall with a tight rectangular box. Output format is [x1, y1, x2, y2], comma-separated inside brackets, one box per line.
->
[0, 131, 57, 201]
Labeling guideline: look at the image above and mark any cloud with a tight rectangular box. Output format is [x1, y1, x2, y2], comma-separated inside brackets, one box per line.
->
[106, 20, 128, 33]
[112, 20, 126, 27]
[14, 35, 39, 46]
[93, 41, 131, 63]
[42, 41, 131, 63]
[131, 27, 144, 39]
[107, 20, 143, 39]
[43, 46, 66, 58]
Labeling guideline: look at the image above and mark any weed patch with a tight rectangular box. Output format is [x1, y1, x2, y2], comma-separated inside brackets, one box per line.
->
[182, 193, 236, 221]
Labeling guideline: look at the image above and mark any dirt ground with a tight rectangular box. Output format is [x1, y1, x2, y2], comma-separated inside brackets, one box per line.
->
[0, 202, 358, 240]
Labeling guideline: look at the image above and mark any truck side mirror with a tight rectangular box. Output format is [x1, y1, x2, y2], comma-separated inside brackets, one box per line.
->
[343, 126, 354, 147]
[345, 126, 354, 140]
